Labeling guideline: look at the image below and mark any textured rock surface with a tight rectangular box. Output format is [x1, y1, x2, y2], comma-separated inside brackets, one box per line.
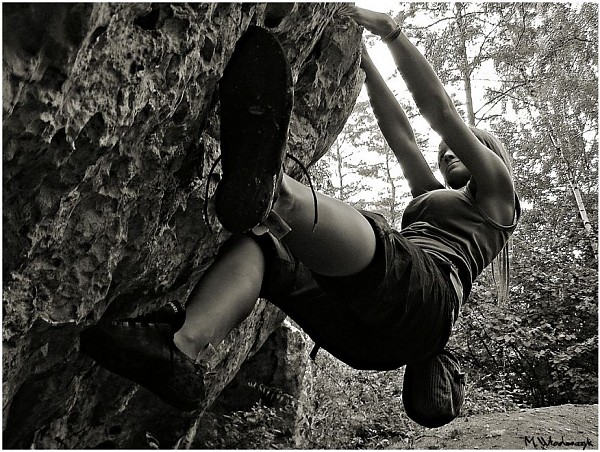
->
[2, 3, 363, 448]
[193, 320, 317, 448]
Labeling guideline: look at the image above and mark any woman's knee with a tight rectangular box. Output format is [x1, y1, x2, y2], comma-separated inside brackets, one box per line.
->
[220, 233, 262, 254]
[218, 234, 265, 274]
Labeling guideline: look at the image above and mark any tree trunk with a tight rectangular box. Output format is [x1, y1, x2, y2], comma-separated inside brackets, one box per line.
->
[548, 131, 598, 258]
[455, 3, 476, 126]
[334, 138, 346, 200]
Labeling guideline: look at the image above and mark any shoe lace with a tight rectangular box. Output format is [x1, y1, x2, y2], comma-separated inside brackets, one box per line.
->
[202, 153, 319, 233]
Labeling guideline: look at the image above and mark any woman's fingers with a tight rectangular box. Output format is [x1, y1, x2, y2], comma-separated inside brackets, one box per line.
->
[340, 6, 396, 37]
[338, 4, 356, 17]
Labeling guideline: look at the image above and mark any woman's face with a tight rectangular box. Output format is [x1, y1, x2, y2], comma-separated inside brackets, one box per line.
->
[439, 142, 471, 189]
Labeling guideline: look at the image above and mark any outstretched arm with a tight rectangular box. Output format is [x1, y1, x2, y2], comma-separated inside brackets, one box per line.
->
[361, 46, 443, 197]
[343, 6, 515, 223]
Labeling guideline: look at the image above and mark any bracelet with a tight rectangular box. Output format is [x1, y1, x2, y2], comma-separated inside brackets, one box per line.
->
[382, 26, 402, 43]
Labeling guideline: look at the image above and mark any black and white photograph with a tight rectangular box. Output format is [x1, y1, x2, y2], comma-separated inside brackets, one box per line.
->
[2, 2, 597, 449]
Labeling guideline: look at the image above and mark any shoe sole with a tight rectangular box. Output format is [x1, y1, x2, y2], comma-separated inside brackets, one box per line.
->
[216, 26, 293, 233]
[80, 323, 203, 411]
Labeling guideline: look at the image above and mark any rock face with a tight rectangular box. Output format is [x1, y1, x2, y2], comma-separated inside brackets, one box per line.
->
[2, 3, 363, 449]
[193, 320, 317, 449]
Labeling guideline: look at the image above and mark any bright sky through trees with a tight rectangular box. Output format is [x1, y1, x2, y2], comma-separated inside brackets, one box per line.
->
[329, 2, 530, 215]
[330, 2, 444, 211]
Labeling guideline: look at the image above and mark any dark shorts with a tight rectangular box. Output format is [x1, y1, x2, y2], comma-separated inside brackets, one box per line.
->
[256, 211, 458, 371]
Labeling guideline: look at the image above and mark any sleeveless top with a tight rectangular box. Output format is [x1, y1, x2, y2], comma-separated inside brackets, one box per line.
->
[399, 182, 521, 301]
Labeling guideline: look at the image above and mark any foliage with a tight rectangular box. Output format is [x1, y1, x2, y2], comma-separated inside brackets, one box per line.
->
[491, 2, 598, 256]
[451, 241, 598, 407]
[198, 384, 298, 449]
[309, 107, 371, 211]
[305, 353, 416, 449]
[198, 352, 524, 449]
[303, 353, 519, 449]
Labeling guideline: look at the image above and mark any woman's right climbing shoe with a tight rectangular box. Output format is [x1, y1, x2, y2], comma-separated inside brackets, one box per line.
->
[80, 312, 204, 411]
[216, 25, 293, 234]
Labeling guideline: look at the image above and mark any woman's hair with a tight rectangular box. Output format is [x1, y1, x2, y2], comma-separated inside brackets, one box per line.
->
[438, 127, 514, 304]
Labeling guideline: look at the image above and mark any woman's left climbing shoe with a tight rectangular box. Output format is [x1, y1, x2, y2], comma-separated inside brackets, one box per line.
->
[80, 304, 204, 412]
[216, 25, 293, 234]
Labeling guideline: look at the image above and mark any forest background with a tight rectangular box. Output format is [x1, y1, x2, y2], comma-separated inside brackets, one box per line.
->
[206, 3, 598, 449]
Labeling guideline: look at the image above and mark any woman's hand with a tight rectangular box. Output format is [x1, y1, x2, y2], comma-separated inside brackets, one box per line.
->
[339, 5, 397, 37]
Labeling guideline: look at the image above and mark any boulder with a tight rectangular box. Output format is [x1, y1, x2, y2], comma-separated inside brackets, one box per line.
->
[192, 320, 317, 449]
[2, 3, 363, 448]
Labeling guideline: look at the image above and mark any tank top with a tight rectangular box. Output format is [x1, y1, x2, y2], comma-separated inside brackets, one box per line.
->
[400, 182, 521, 301]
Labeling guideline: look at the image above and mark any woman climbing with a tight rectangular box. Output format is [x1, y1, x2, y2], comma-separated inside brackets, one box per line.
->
[81, 6, 520, 429]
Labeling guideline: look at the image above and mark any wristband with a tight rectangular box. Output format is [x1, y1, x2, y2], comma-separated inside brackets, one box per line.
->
[382, 26, 402, 43]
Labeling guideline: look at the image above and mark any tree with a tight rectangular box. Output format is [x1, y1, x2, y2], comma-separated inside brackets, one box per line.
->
[490, 2, 598, 259]
[313, 98, 416, 226]
[402, 2, 508, 125]
[310, 100, 373, 209]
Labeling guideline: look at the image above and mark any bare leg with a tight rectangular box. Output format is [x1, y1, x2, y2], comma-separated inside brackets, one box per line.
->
[174, 235, 265, 360]
[175, 174, 376, 359]
[273, 174, 377, 277]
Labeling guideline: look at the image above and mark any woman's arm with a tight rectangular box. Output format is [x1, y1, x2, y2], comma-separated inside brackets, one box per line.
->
[361, 47, 443, 196]
[344, 7, 515, 223]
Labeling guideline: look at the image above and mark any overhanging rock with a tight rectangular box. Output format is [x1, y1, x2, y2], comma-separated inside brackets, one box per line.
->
[3, 3, 363, 449]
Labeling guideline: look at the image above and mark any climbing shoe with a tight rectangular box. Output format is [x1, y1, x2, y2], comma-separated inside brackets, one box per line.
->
[80, 306, 204, 412]
[216, 25, 293, 234]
